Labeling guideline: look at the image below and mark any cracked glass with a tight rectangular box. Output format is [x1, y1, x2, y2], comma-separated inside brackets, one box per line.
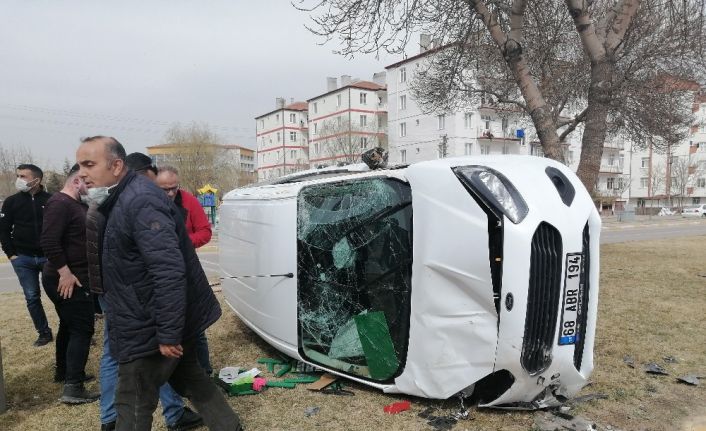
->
[297, 177, 413, 381]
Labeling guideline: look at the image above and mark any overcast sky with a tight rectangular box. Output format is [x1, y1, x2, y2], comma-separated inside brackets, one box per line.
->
[0, 1, 403, 170]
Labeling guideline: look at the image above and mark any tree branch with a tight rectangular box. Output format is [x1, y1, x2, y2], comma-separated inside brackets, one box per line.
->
[565, 0, 607, 62]
[558, 108, 588, 141]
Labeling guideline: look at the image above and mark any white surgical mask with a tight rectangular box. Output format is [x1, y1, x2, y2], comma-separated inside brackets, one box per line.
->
[15, 178, 33, 192]
[80, 193, 90, 204]
[85, 185, 114, 206]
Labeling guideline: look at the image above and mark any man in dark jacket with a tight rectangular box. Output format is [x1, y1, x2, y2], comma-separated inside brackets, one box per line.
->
[77, 136, 241, 431]
[0, 163, 53, 346]
[40, 164, 99, 404]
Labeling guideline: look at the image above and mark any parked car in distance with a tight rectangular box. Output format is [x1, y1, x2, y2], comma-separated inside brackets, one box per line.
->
[219, 155, 600, 408]
[681, 204, 706, 217]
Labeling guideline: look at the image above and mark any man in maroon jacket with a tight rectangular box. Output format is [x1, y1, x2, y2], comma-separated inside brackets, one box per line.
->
[156, 165, 213, 376]
[40, 164, 99, 404]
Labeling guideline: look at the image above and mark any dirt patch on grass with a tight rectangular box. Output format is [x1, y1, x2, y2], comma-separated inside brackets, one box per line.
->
[0, 236, 705, 430]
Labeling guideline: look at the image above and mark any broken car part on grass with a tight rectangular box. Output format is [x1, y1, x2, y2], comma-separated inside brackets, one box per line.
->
[219, 155, 601, 408]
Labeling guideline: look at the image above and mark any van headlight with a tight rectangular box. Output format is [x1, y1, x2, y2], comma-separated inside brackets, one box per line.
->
[453, 166, 529, 224]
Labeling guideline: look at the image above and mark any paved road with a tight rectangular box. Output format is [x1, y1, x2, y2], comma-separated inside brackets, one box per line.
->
[1, 221, 704, 294]
[601, 222, 706, 244]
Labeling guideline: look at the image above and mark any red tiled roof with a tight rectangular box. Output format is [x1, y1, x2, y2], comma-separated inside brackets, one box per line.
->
[307, 81, 386, 102]
[285, 102, 308, 111]
[255, 101, 309, 119]
[350, 81, 385, 91]
[385, 42, 458, 69]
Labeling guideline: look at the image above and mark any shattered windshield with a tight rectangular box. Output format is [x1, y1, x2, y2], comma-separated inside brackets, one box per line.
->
[297, 177, 413, 382]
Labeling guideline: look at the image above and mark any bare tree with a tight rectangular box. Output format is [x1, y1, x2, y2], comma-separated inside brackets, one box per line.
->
[315, 117, 386, 166]
[0, 144, 36, 198]
[296, 0, 706, 192]
[162, 123, 243, 196]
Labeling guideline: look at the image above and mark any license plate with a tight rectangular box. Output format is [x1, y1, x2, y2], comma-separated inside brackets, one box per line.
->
[558, 253, 583, 345]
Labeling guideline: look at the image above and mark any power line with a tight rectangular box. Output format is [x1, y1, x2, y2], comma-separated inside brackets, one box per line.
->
[0, 103, 256, 134]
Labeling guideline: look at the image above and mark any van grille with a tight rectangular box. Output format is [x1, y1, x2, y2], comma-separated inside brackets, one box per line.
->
[521, 222, 563, 375]
[573, 224, 591, 371]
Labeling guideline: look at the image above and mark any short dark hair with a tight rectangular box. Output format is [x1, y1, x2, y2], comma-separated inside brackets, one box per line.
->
[125, 152, 157, 176]
[16, 163, 43, 180]
[65, 163, 80, 183]
[81, 136, 126, 162]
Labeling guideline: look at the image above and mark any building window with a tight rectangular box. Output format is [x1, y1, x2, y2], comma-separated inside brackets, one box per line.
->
[480, 144, 490, 155]
[608, 154, 615, 166]
[337, 116, 342, 127]
[607, 177, 615, 190]
[399, 95, 406, 110]
[277, 132, 281, 142]
[259, 120, 264, 128]
[693, 197, 702, 204]
[290, 131, 297, 142]
[641, 157, 649, 168]
[290, 113, 296, 123]
[464, 142, 472, 155]
[400, 122, 407, 137]
[360, 115, 367, 127]
[481, 114, 492, 131]
[437, 114, 445, 130]
[360, 93, 367, 104]
[315, 143, 320, 155]
[400, 149, 407, 163]
[291, 150, 297, 159]
[313, 123, 317, 134]
[464, 113, 472, 129]
[698, 178, 706, 188]
[276, 114, 279, 122]
[337, 94, 341, 107]
[501, 118, 509, 132]
[640, 177, 648, 188]
[400, 67, 407, 83]
[313, 102, 318, 114]
[360, 137, 368, 149]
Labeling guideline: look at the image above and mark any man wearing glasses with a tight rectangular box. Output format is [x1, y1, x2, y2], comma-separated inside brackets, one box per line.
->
[156, 166, 213, 377]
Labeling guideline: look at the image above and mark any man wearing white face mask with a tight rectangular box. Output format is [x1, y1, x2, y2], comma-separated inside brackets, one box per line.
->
[0, 163, 54, 347]
[78, 137, 241, 431]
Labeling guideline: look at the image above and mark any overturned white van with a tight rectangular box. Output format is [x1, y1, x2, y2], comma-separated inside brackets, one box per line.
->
[218, 155, 600, 407]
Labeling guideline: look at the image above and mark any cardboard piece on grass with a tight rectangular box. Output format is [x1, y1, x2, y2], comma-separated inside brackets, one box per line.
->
[677, 375, 700, 386]
[644, 363, 669, 375]
[307, 373, 338, 391]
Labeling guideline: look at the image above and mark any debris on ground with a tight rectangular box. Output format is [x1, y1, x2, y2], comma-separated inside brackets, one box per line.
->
[623, 355, 635, 368]
[644, 363, 669, 375]
[257, 357, 286, 373]
[570, 393, 609, 404]
[321, 381, 354, 396]
[304, 406, 320, 417]
[676, 375, 700, 386]
[663, 355, 679, 364]
[534, 411, 603, 431]
[417, 406, 468, 431]
[383, 400, 411, 414]
[307, 373, 338, 391]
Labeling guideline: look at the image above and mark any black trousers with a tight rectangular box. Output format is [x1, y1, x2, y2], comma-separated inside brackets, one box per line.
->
[41, 273, 95, 384]
[115, 339, 240, 431]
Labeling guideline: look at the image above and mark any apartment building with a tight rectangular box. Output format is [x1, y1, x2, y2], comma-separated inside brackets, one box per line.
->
[385, 38, 547, 165]
[307, 75, 388, 168]
[590, 87, 706, 213]
[255, 98, 309, 181]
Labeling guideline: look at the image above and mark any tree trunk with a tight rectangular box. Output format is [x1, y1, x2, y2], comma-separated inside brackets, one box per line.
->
[576, 59, 614, 192]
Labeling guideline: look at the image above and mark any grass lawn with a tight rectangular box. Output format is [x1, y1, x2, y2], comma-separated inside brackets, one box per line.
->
[0, 236, 705, 431]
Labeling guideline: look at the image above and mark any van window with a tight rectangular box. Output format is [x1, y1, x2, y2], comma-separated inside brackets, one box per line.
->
[297, 178, 413, 381]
